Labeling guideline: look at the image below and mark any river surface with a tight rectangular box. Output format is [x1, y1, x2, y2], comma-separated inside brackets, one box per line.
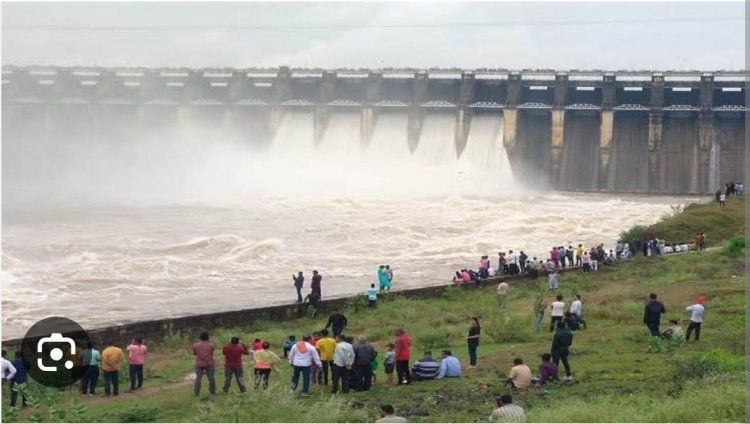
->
[2, 192, 695, 339]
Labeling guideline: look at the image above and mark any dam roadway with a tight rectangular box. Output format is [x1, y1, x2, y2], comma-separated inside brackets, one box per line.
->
[2, 66, 746, 194]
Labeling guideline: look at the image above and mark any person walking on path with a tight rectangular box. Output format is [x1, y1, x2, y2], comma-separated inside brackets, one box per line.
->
[126, 338, 147, 392]
[288, 335, 322, 397]
[394, 329, 412, 385]
[548, 270, 559, 291]
[192, 332, 216, 396]
[293, 271, 304, 303]
[644, 293, 666, 337]
[325, 310, 348, 338]
[466, 317, 481, 369]
[352, 335, 377, 391]
[378, 265, 391, 291]
[331, 335, 355, 394]
[685, 296, 706, 341]
[222, 337, 249, 393]
[385, 265, 394, 286]
[570, 294, 586, 330]
[550, 295, 565, 332]
[551, 322, 573, 380]
[252, 341, 281, 389]
[102, 341, 124, 397]
[311, 270, 322, 298]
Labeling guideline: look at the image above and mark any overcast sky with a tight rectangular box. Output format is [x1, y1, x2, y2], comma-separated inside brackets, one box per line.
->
[1, 1, 744, 70]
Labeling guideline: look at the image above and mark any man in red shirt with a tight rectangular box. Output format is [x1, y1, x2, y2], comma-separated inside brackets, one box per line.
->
[192, 332, 216, 396]
[222, 337, 249, 393]
[394, 329, 412, 385]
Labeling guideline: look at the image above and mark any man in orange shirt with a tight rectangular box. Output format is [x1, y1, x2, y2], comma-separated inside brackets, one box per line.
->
[315, 330, 336, 386]
[101, 341, 124, 396]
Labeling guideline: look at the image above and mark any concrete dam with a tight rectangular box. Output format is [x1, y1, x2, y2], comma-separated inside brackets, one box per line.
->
[2, 66, 746, 194]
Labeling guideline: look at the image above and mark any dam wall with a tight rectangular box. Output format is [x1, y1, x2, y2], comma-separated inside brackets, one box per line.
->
[2, 66, 746, 194]
[1, 276, 529, 348]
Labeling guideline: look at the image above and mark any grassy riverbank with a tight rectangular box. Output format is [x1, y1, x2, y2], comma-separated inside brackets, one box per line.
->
[6, 197, 746, 423]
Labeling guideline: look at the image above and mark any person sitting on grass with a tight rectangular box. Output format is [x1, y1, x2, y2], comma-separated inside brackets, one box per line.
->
[506, 358, 532, 389]
[436, 350, 461, 379]
[411, 351, 441, 381]
[376, 404, 408, 423]
[533, 353, 559, 386]
[489, 394, 527, 423]
[661, 320, 684, 341]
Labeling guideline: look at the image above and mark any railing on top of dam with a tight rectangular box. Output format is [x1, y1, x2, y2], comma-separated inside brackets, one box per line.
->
[1, 66, 747, 111]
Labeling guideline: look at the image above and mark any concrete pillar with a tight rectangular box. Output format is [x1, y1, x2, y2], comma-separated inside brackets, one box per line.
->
[270, 67, 292, 135]
[648, 74, 664, 192]
[648, 111, 663, 192]
[363, 72, 382, 147]
[553, 73, 569, 108]
[314, 71, 336, 146]
[459, 72, 474, 106]
[408, 72, 428, 151]
[600, 110, 615, 191]
[698, 112, 714, 194]
[550, 109, 565, 188]
[506, 72, 521, 107]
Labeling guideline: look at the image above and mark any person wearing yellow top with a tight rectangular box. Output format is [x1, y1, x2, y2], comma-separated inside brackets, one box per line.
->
[101, 341, 124, 396]
[315, 330, 337, 386]
[575, 244, 584, 267]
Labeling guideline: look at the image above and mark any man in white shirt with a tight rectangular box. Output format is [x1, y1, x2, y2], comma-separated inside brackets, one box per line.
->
[685, 297, 706, 341]
[550, 294, 565, 332]
[569, 294, 586, 330]
[331, 336, 355, 394]
[508, 250, 519, 275]
[288, 335, 322, 397]
[1, 350, 17, 382]
[497, 281, 509, 296]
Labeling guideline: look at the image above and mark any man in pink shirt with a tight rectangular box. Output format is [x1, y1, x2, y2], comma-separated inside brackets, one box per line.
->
[126, 338, 147, 391]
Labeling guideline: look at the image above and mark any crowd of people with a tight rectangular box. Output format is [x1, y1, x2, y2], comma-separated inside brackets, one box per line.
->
[715, 181, 743, 207]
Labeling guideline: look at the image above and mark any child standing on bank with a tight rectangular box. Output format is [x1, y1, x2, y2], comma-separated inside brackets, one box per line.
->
[383, 343, 396, 385]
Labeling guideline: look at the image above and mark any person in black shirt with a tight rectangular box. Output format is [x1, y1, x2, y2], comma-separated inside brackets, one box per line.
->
[466, 317, 481, 369]
[643, 293, 666, 337]
[311, 270, 322, 298]
[292, 272, 304, 303]
[325, 311, 348, 337]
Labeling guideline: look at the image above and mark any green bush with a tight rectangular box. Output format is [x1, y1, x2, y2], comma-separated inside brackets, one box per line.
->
[118, 405, 161, 422]
[484, 314, 534, 343]
[414, 327, 453, 349]
[673, 348, 744, 381]
[723, 235, 745, 257]
[619, 224, 647, 245]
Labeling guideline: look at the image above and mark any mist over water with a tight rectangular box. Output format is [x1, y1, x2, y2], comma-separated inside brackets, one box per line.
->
[2, 106, 694, 338]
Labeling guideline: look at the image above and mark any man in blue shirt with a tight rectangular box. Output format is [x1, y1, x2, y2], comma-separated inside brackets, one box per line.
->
[366, 284, 378, 308]
[437, 350, 461, 379]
